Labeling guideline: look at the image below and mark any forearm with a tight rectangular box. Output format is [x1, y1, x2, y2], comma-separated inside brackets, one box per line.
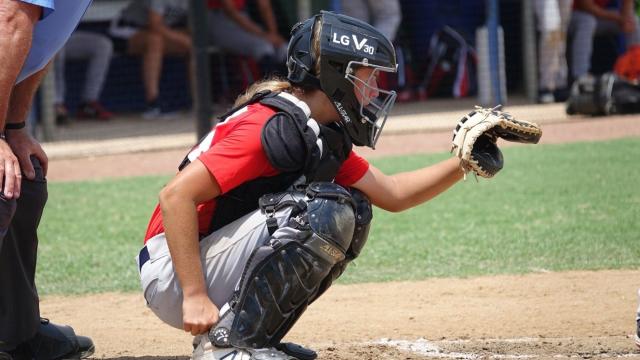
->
[160, 192, 207, 297]
[148, 9, 191, 50]
[386, 157, 463, 211]
[0, 2, 41, 128]
[360, 157, 464, 212]
[621, 0, 635, 19]
[7, 66, 50, 125]
[160, 26, 191, 49]
[220, 2, 266, 37]
[575, 0, 622, 22]
[257, 0, 278, 34]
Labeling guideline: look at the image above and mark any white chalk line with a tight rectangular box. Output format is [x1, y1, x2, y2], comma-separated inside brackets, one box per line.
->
[370, 337, 640, 359]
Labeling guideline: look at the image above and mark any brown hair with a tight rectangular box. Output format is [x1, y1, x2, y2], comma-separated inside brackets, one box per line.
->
[233, 17, 323, 107]
[233, 78, 292, 106]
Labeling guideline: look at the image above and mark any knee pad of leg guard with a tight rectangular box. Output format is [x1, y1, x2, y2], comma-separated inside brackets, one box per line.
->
[312, 188, 373, 303]
[211, 183, 356, 349]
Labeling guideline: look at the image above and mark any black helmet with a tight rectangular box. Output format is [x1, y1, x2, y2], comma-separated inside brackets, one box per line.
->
[287, 11, 398, 148]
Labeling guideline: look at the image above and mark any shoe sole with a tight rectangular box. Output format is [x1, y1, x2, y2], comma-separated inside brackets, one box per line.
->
[63, 344, 95, 360]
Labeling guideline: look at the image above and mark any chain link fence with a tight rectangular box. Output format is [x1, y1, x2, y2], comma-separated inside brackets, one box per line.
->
[34, 0, 632, 143]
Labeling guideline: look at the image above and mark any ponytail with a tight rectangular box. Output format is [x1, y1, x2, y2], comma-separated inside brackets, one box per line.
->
[233, 78, 293, 107]
[233, 17, 323, 107]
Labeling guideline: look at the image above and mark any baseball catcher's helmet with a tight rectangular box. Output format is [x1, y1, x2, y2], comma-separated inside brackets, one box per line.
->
[287, 11, 398, 148]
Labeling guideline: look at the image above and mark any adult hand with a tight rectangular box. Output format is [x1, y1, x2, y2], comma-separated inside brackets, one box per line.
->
[0, 138, 21, 199]
[6, 128, 47, 181]
[182, 293, 220, 336]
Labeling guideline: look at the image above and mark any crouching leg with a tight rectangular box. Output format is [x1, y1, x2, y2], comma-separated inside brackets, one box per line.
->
[210, 182, 372, 352]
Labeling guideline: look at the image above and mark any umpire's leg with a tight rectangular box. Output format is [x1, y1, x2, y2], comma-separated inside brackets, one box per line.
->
[0, 156, 48, 349]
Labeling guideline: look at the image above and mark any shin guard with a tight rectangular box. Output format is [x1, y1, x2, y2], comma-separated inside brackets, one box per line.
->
[211, 183, 356, 349]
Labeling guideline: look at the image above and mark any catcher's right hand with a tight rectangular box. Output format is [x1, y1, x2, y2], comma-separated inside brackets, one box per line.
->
[451, 106, 542, 178]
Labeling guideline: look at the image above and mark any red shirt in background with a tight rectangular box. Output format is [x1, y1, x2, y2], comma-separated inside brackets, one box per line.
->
[143, 101, 370, 243]
[208, 0, 246, 10]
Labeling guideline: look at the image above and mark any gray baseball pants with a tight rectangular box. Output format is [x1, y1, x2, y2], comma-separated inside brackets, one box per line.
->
[137, 207, 293, 329]
[340, 0, 402, 42]
[206, 10, 286, 63]
[54, 30, 113, 104]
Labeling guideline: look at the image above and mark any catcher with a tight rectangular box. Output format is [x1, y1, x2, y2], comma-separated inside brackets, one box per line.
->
[136, 11, 542, 360]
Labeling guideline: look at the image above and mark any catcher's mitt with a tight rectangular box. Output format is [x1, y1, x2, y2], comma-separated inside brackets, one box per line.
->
[451, 106, 542, 178]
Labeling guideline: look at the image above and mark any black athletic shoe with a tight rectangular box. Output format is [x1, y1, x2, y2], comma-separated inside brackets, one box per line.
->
[275, 342, 317, 360]
[10, 318, 94, 360]
[553, 87, 570, 103]
[0, 352, 12, 360]
[537, 89, 555, 104]
[635, 318, 640, 349]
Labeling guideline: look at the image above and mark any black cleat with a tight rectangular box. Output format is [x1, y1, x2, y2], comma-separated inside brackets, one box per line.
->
[275, 342, 317, 360]
[10, 318, 94, 360]
[636, 319, 640, 349]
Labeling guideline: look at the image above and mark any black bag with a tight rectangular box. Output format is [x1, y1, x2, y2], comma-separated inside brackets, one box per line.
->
[423, 26, 478, 98]
[566, 72, 640, 116]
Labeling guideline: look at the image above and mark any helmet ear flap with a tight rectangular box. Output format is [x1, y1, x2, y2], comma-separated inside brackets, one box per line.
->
[287, 16, 321, 89]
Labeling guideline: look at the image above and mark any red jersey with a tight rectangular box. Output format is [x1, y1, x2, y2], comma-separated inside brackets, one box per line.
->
[208, 0, 246, 10]
[144, 95, 370, 243]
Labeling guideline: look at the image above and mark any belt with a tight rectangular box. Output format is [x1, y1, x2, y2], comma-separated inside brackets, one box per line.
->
[138, 246, 150, 271]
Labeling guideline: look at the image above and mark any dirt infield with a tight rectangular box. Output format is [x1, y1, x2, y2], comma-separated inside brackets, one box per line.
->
[42, 114, 640, 359]
[41, 270, 640, 359]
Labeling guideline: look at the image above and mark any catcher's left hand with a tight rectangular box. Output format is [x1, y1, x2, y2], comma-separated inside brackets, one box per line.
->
[451, 106, 542, 178]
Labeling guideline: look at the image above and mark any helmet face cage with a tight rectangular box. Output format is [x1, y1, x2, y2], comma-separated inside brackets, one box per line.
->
[345, 60, 397, 148]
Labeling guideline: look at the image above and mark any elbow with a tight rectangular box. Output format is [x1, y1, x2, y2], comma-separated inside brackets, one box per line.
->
[379, 199, 407, 213]
[159, 183, 188, 212]
[158, 186, 173, 213]
[384, 207, 403, 213]
[388, 205, 408, 213]
[379, 181, 410, 213]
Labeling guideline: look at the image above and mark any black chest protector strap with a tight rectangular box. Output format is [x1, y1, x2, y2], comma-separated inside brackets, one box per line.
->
[258, 189, 307, 236]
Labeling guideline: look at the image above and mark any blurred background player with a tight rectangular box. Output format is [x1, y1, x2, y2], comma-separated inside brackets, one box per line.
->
[206, 0, 288, 76]
[569, 0, 640, 81]
[533, 0, 572, 103]
[339, 0, 402, 42]
[109, 0, 191, 118]
[54, 30, 114, 124]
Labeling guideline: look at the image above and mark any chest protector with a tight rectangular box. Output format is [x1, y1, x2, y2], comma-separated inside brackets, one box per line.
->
[178, 91, 353, 236]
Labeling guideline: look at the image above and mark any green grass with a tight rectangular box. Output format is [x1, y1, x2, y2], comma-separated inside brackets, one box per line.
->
[36, 138, 640, 294]
[340, 138, 640, 283]
[37, 176, 169, 294]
